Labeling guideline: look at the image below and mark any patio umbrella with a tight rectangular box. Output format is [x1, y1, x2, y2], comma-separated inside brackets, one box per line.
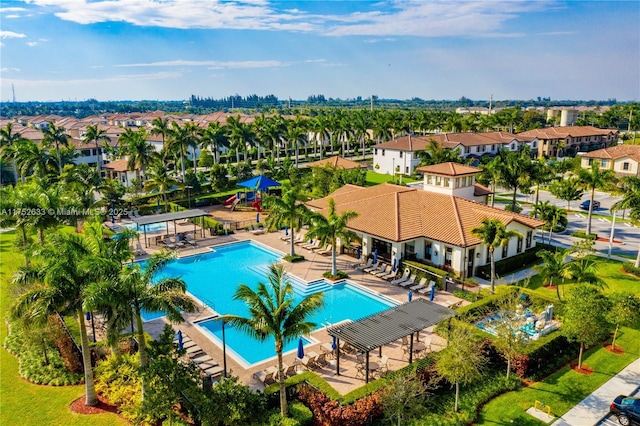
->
[392, 258, 397, 272]
[356, 246, 361, 260]
[297, 338, 305, 359]
[408, 290, 413, 302]
[285, 225, 289, 236]
[177, 330, 183, 351]
[256, 212, 260, 223]
[331, 335, 337, 350]
[373, 249, 378, 265]
[430, 284, 435, 301]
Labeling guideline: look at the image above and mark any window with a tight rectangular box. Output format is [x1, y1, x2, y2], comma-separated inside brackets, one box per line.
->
[511, 143, 516, 150]
[623, 162, 630, 171]
[425, 242, 432, 260]
[399, 151, 403, 158]
[382, 149, 385, 156]
[444, 247, 452, 266]
[502, 242, 508, 258]
[374, 149, 378, 155]
[479, 145, 486, 153]
[426, 175, 433, 184]
[588, 158, 593, 165]
[435, 176, 442, 185]
[465, 146, 470, 154]
[601, 159, 608, 167]
[517, 237, 523, 253]
[444, 178, 450, 187]
[405, 241, 415, 258]
[455, 178, 460, 188]
[491, 144, 496, 151]
[461, 176, 467, 186]
[526, 231, 532, 249]
[405, 166, 409, 173]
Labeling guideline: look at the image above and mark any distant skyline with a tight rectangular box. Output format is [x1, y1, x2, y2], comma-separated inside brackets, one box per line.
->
[1, 0, 638, 103]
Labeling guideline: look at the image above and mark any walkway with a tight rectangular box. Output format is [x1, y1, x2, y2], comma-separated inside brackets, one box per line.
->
[553, 358, 640, 426]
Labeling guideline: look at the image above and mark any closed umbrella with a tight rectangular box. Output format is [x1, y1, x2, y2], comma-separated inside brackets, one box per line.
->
[177, 330, 183, 351]
[285, 225, 289, 236]
[408, 290, 413, 302]
[392, 258, 397, 272]
[297, 338, 305, 359]
[256, 212, 260, 223]
[331, 335, 337, 350]
[430, 284, 435, 301]
[373, 249, 378, 265]
[356, 246, 361, 260]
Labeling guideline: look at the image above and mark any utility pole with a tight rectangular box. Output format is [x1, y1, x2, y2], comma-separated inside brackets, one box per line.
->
[12, 84, 15, 102]
[488, 93, 493, 113]
[370, 95, 374, 111]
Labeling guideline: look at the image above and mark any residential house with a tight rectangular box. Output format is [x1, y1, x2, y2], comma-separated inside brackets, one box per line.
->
[517, 125, 618, 158]
[580, 144, 640, 177]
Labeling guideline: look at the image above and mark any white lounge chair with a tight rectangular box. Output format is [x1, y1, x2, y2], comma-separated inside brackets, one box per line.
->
[369, 262, 387, 276]
[363, 261, 380, 273]
[380, 268, 399, 280]
[250, 224, 264, 235]
[316, 245, 333, 256]
[390, 269, 411, 284]
[374, 264, 392, 277]
[418, 280, 436, 294]
[355, 258, 373, 270]
[399, 274, 417, 288]
[133, 242, 146, 256]
[410, 277, 428, 292]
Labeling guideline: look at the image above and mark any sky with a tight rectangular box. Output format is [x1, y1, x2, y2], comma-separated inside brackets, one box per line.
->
[0, 0, 638, 102]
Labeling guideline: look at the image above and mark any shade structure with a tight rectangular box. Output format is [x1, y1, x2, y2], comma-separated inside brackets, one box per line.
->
[177, 330, 183, 351]
[238, 175, 281, 191]
[297, 338, 305, 359]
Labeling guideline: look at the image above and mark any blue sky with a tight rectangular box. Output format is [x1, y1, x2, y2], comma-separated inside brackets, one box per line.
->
[1, 0, 638, 102]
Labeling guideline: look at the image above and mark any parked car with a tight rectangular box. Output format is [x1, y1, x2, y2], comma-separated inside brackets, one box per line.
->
[579, 200, 601, 210]
[610, 395, 640, 425]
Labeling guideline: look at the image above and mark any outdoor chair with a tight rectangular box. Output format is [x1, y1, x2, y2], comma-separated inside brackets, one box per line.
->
[301, 240, 319, 250]
[374, 264, 393, 277]
[410, 277, 428, 292]
[368, 262, 387, 276]
[184, 234, 198, 246]
[163, 237, 177, 249]
[390, 269, 410, 284]
[380, 267, 398, 280]
[399, 274, 417, 288]
[253, 367, 276, 386]
[315, 245, 332, 255]
[379, 355, 389, 374]
[355, 258, 373, 271]
[363, 261, 380, 273]
[281, 363, 297, 378]
[250, 224, 264, 235]
[418, 280, 436, 294]
[133, 242, 146, 256]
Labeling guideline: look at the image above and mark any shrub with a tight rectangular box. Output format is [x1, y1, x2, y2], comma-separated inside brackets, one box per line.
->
[571, 230, 597, 240]
[453, 289, 481, 302]
[283, 254, 305, 263]
[622, 262, 640, 277]
[297, 383, 383, 426]
[476, 245, 551, 280]
[94, 353, 142, 422]
[289, 401, 313, 426]
[323, 270, 348, 280]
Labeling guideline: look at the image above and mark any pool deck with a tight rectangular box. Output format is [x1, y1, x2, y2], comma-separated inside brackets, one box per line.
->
[104, 220, 468, 395]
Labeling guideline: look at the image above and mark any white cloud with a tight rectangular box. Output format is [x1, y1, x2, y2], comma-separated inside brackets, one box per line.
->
[0, 30, 26, 39]
[6, 72, 183, 88]
[0, 67, 22, 72]
[116, 59, 290, 69]
[27, 41, 38, 47]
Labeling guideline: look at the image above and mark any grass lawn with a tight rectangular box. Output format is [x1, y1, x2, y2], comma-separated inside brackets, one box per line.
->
[0, 230, 127, 426]
[366, 171, 419, 186]
[477, 326, 640, 425]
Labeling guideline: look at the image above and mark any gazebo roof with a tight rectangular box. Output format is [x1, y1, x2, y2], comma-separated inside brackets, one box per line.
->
[133, 209, 209, 226]
[326, 298, 457, 353]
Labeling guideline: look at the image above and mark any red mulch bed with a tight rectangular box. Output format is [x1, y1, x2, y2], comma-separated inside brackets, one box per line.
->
[570, 363, 594, 375]
[604, 344, 626, 355]
[69, 395, 120, 416]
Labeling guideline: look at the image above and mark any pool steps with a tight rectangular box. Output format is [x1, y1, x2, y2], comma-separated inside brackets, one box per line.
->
[248, 264, 332, 297]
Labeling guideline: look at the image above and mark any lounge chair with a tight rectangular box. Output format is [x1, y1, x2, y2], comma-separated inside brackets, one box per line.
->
[184, 234, 198, 246]
[316, 245, 332, 256]
[418, 280, 436, 294]
[390, 269, 411, 284]
[363, 261, 380, 273]
[399, 274, 417, 288]
[380, 267, 398, 280]
[281, 363, 297, 378]
[253, 367, 276, 386]
[410, 277, 428, 292]
[133, 242, 146, 256]
[379, 355, 389, 374]
[163, 236, 177, 249]
[374, 264, 392, 277]
[127, 211, 136, 221]
[355, 258, 373, 271]
[134, 209, 142, 218]
[301, 240, 319, 250]
[250, 224, 264, 235]
[368, 262, 387, 276]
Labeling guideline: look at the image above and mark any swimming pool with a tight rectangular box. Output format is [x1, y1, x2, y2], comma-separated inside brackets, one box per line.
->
[123, 221, 168, 233]
[144, 241, 397, 365]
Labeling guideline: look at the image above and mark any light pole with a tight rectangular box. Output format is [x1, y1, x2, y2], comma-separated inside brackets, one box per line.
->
[185, 185, 193, 209]
[608, 210, 617, 259]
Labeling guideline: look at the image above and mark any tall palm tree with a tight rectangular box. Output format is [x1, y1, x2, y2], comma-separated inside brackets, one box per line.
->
[494, 147, 534, 212]
[120, 128, 154, 182]
[41, 122, 70, 175]
[285, 117, 308, 166]
[14, 139, 59, 180]
[532, 201, 567, 244]
[0, 122, 28, 184]
[416, 139, 462, 166]
[263, 184, 311, 257]
[167, 121, 195, 181]
[10, 232, 100, 406]
[529, 158, 555, 213]
[226, 115, 256, 164]
[534, 248, 573, 301]
[221, 263, 323, 418]
[611, 176, 640, 267]
[144, 162, 183, 212]
[305, 198, 359, 276]
[577, 162, 616, 235]
[312, 114, 331, 159]
[83, 124, 111, 176]
[471, 218, 522, 294]
[199, 121, 228, 165]
[150, 116, 171, 150]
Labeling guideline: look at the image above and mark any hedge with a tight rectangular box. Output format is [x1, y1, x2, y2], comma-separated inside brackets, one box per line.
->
[402, 260, 448, 288]
[476, 244, 555, 280]
[622, 262, 640, 277]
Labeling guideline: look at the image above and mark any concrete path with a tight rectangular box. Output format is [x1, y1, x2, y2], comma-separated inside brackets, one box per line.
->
[552, 358, 640, 426]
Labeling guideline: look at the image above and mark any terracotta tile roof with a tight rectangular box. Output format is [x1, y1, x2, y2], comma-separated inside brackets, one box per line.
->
[373, 132, 525, 151]
[517, 126, 618, 139]
[582, 144, 640, 161]
[104, 158, 135, 172]
[473, 183, 494, 196]
[415, 162, 481, 176]
[305, 156, 367, 170]
[307, 184, 544, 247]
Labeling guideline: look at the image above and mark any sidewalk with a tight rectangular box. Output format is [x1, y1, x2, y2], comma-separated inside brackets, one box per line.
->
[552, 358, 640, 425]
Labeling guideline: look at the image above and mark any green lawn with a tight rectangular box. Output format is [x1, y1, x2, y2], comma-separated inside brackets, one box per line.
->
[365, 171, 419, 186]
[477, 326, 640, 425]
[0, 230, 127, 426]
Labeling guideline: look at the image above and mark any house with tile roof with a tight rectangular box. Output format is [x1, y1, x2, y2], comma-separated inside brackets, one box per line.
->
[307, 163, 544, 278]
[580, 144, 640, 177]
[517, 126, 618, 158]
[305, 156, 367, 170]
[371, 132, 534, 176]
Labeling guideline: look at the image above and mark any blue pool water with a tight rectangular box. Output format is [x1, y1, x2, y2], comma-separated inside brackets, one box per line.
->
[143, 241, 396, 365]
[123, 221, 168, 233]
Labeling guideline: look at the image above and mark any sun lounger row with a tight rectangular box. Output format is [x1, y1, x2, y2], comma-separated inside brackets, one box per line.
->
[174, 331, 223, 378]
[160, 234, 198, 249]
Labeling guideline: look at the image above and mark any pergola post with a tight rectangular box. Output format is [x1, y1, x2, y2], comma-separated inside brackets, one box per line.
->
[409, 332, 414, 364]
[365, 351, 370, 383]
[336, 338, 340, 376]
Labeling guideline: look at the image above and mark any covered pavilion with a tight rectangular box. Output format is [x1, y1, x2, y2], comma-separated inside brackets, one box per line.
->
[133, 209, 210, 248]
[326, 298, 457, 382]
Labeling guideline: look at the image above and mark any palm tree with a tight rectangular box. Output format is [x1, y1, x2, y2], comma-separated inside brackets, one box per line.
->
[471, 218, 522, 294]
[577, 162, 616, 235]
[416, 139, 462, 166]
[611, 176, 640, 267]
[120, 128, 154, 182]
[150, 116, 171, 150]
[532, 201, 567, 244]
[10, 232, 100, 406]
[285, 117, 308, 167]
[550, 176, 583, 212]
[14, 139, 59, 180]
[534, 248, 573, 301]
[305, 198, 359, 276]
[311, 114, 331, 159]
[226, 115, 256, 164]
[41, 122, 70, 175]
[0, 122, 28, 184]
[199, 121, 228, 165]
[566, 257, 606, 289]
[221, 263, 324, 418]
[263, 184, 311, 257]
[529, 159, 555, 212]
[110, 249, 196, 396]
[494, 148, 534, 212]
[83, 124, 111, 176]
[144, 162, 183, 212]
